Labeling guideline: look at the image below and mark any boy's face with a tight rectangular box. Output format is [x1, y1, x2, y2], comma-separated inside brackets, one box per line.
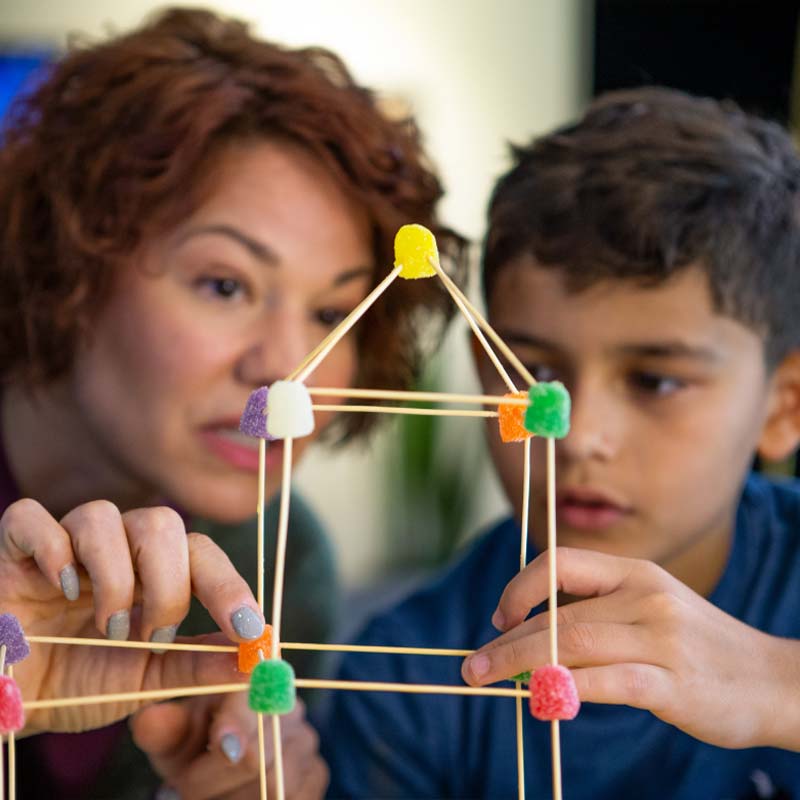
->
[477, 257, 778, 593]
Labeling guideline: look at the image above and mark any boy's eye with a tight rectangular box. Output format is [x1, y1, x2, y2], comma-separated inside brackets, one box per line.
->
[527, 363, 559, 383]
[316, 308, 349, 327]
[629, 371, 685, 396]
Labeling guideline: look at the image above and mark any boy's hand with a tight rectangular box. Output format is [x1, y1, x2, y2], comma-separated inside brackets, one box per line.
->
[0, 498, 265, 733]
[132, 693, 329, 799]
[462, 547, 800, 751]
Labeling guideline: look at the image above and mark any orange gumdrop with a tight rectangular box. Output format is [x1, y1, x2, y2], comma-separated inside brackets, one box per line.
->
[498, 391, 533, 443]
[238, 625, 275, 674]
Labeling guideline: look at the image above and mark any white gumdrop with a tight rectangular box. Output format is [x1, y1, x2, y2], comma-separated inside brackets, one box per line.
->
[266, 380, 315, 439]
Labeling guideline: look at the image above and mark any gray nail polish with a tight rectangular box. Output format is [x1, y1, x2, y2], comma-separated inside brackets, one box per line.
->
[59, 565, 80, 602]
[231, 606, 264, 640]
[155, 787, 181, 800]
[220, 732, 243, 764]
[149, 624, 178, 654]
[106, 610, 130, 641]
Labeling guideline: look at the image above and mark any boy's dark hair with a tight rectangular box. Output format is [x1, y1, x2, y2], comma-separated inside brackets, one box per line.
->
[483, 86, 800, 367]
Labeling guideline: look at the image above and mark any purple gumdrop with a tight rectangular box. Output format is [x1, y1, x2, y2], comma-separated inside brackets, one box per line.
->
[239, 386, 277, 440]
[0, 614, 30, 665]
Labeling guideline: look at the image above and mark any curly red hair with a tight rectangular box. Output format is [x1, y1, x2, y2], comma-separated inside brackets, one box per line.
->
[0, 7, 466, 439]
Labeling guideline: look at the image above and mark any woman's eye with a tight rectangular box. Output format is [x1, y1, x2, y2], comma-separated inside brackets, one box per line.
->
[629, 371, 685, 396]
[196, 276, 245, 300]
[316, 308, 349, 327]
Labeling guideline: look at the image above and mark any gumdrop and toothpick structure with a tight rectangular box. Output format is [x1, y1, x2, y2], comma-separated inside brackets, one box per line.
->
[3, 224, 576, 800]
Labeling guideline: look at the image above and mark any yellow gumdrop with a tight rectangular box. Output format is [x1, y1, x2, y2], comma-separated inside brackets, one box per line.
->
[394, 224, 438, 279]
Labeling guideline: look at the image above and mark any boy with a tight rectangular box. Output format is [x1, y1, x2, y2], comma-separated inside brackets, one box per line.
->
[319, 87, 800, 799]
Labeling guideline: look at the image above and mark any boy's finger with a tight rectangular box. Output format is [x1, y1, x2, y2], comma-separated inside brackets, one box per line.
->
[462, 621, 653, 686]
[571, 663, 671, 713]
[493, 547, 642, 631]
[0, 498, 78, 594]
[60, 500, 135, 639]
[121, 507, 191, 645]
[186, 532, 266, 643]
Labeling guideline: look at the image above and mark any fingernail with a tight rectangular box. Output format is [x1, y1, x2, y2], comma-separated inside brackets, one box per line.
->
[220, 732, 242, 764]
[231, 606, 264, 640]
[149, 624, 178, 654]
[106, 610, 130, 641]
[155, 787, 181, 800]
[491, 609, 506, 631]
[469, 653, 490, 679]
[59, 565, 80, 602]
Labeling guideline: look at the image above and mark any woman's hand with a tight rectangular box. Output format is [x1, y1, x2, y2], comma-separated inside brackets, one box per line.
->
[132, 693, 329, 799]
[461, 546, 800, 751]
[0, 498, 266, 733]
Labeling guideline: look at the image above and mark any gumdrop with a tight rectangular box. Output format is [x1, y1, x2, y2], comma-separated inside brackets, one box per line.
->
[266, 381, 315, 439]
[0, 613, 30, 665]
[512, 670, 531, 684]
[498, 392, 533, 443]
[0, 675, 25, 733]
[523, 381, 571, 439]
[394, 224, 438, 279]
[249, 658, 296, 715]
[239, 386, 277, 440]
[529, 664, 580, 721]
[238, 625, 275, 674]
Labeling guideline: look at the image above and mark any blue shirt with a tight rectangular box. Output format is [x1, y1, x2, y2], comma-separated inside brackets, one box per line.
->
[320, 474, 800, 799]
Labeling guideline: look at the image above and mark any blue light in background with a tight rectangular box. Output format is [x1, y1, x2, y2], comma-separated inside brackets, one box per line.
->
[0, 52, 51, 119]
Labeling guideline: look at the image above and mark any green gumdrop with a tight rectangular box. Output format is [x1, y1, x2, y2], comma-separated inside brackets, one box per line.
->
[249, 658, 296, 715]
[524, 381, 571, 439]
[512, 670, 532, 684]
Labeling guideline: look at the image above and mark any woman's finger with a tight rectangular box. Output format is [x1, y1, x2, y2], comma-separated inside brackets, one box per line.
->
[0, 497, 78, 597]
[186, 532, 265, 643]
[122, 507, 191, 646]
[61, 500, 135, 639]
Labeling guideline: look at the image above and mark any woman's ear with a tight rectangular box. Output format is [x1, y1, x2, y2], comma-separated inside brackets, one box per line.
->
[757, 351, 800, 462]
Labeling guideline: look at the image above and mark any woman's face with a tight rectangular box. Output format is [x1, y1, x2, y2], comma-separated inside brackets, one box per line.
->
[70, 140, 374, 522]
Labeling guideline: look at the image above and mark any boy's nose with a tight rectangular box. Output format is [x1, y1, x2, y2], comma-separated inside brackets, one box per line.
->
[236, 310, 312, 387]
[559, 386, 618, 463]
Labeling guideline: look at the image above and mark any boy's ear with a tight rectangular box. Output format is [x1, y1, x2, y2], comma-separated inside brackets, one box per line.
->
[757, 351, 800, 462]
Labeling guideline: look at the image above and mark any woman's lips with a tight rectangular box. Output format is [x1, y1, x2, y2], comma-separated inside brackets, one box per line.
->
[200, 428, 284, 473]
[555, 488, 631, 530]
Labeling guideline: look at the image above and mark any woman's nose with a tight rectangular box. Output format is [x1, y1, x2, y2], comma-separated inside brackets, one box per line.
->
[236, 309, 313, 386]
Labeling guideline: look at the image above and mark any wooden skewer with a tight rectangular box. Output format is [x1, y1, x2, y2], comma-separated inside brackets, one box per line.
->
[7, 664, 14, 800]
[313, 404, 498, 418]
[515, 436, 533, 800]
[430, 260, 517, 394]
[24, 678, 531, 711]
[271, 438, 293, 660]
[1, 649, 4, 800]
[308, 387, 529, 407]
[431, 257, 537, 388]
[258, 714, 267, 800]
[291, 266, 402, 383]
[257, 438, 267, 612]
[26, 635, 474, 658]
[272, 714, 285, 800]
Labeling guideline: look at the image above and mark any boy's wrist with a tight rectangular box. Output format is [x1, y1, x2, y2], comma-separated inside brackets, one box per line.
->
[758, 634, 800, 752]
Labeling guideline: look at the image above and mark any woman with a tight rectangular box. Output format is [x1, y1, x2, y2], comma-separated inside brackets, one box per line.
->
[0, 8, 465, 798]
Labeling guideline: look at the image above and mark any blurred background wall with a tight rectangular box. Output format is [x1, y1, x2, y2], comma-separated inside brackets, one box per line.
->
[2, 0, 798, 600]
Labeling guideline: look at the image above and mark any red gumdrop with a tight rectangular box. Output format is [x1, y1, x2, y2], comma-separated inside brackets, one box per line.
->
[528, 664, 580, 721]
[0, 674, 25, 733]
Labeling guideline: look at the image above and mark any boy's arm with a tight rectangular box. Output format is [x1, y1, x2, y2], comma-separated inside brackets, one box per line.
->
[461, 546, 800, 752]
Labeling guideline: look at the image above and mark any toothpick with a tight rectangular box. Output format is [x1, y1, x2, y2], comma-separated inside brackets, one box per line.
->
[312, 404, 498, 419]
[308, 387, 528, 408]
[295, 678, 529, 698]
[0, 644, 5, 673]
[271, 438, 293, 659]
[430, 259, 517, 393]
[7, 665, 13, 800]
[291, 266, 402, 383]
[431, 257, 537, 387]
